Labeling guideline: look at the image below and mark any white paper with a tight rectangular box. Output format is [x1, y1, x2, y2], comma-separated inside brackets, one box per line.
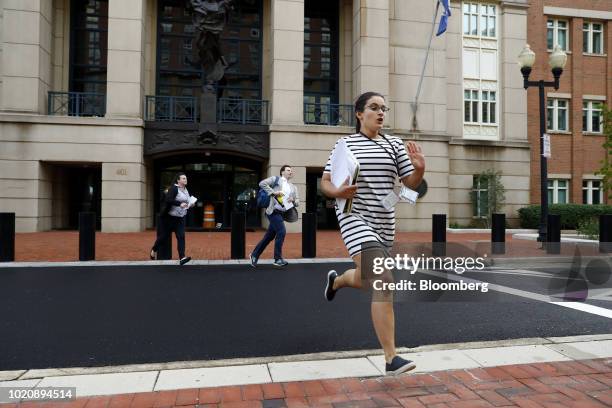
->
[399, 186, 418, 205]
[382, 191, 400, 210]
[283, 199, 294, 211]
[542, 133, 551, 158]
[329, 139, 360, 212]
[189, 196, 198, 206]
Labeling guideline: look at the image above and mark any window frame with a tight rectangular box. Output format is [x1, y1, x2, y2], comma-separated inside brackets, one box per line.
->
[463, 2, 496, 39]
[582, 180, 603, 204]
[464, 89, 497, 125]
[546, 98, 569, 132]
[547, 179, 569, 204]
[472, 175, 490, 218]
[583, 21, 604, 55]
[547, 18, 569, 52]
[582, 100, 604, 133]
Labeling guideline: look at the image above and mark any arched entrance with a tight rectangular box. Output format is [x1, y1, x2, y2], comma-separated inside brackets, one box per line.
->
[154, 153, 263, 229]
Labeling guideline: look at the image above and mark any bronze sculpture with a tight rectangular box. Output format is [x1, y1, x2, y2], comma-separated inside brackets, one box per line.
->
[187, 0, 234, 86]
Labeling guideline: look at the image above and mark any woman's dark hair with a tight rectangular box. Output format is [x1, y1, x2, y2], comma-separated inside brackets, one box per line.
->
[354, 91, 384, 133]
[166, 172, 186, 192]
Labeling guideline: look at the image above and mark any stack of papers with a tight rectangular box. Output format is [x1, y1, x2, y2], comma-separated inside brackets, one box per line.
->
[329, 138, 360, 213]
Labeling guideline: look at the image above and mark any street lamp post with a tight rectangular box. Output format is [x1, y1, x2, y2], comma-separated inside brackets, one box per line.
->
[518, 44, 568, 244]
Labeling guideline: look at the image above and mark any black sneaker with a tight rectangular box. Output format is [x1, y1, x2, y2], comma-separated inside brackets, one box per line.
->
[249, 252, 258, 268]
[273, 258, 288, 267]
[325, 270, 338, 301]
[385, 356, 416, 376]
[179, 256, 191, 265]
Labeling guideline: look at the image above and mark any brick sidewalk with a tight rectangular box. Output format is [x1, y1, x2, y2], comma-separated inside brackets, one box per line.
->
[13, 231, 602, 262]
[2, 358, 610, 407]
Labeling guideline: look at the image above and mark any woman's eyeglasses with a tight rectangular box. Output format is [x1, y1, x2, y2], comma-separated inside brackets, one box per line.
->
[366, 104, 390, 113]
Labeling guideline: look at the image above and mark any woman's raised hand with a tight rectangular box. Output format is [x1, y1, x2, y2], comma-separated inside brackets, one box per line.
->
[406, 141, 425, 171]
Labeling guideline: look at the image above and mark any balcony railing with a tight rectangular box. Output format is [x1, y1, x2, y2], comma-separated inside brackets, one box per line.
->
[144, 96, 270, 125]
[48, 92, 106, 117]
[217, 98, 269, 125]
[304, 102, 355, 127]
[144, 95, 198, 123]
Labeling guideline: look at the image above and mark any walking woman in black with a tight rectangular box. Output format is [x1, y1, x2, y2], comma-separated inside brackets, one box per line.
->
[321, 92, 426, 375]
[150, 173, 193, 265]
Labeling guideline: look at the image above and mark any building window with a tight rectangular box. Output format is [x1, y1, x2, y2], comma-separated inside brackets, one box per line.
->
[464, 90, 479, 123]
[547, 99, 569, 132]
[481, 90, 496, 124]
[548, 179, 569, 204]
[547, 19, 568, 51]
[304, 0, 339, 123]
[583, 100, 604, 133]
[464, 90, 496, 124]
[583, 22, 604, 54]
[472, 175, 490, 217]
[463, 3, 495, 38]
[70, 0, 108, 95]
[156, 0, 263, 99]
[583, 180, 603, 204]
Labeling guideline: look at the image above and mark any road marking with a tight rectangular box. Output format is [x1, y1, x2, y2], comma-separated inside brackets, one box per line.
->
[418, 269, 612, 319]
[550, 302, 612, 319]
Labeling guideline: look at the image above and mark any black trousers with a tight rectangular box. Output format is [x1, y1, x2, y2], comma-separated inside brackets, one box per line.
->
[152, 215, 186, 259]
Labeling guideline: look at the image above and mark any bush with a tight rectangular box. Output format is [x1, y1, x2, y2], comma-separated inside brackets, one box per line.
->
[518, 204, 612, 229]
[577, 217, 599, 240]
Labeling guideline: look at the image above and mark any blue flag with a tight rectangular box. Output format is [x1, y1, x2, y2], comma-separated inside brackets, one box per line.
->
[436, 0, 451, 36]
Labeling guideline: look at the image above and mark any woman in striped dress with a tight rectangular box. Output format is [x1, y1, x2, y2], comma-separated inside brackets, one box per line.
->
[321, 92, 426, 375]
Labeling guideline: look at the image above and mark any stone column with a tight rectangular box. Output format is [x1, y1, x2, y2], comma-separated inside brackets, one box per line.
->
[352, 0, 389, 100]
[269, 0, 304, 124]
[501, 2, 529, 142]
[0, 0, 52, 113]
[105, 0, 146, 119]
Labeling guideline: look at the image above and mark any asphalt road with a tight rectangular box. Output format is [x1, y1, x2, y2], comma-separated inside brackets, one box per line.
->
[0, 261, 610, 371]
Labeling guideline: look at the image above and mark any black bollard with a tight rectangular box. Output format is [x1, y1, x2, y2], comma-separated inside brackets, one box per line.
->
[600, 214, 611, 253]
[491, 213, 506, 254]
[546, 214, 561, 255]
[231, 212, 246, 259]
[79, 212, 96, 261]
[156, 214, 172, 260]
[432, 214, 446, 257]
[302, 212, 317, 258]
[0, 212, 15, 262]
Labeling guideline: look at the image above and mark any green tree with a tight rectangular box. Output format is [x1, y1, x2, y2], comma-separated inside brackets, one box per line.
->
[595, 105, 612, 200]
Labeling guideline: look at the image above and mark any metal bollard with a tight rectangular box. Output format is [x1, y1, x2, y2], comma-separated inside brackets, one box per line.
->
[546, 214, 561, 255]
[600, 214, 611, 253]
[156, 213, 172, 260]
[0, 212, 15, 262]
[432, 214, 446, 257]
[231, 212, 246, 259]
[302, 212, 317, 258]
[79, 212, 96, 261]
[491, 213, 506, 255]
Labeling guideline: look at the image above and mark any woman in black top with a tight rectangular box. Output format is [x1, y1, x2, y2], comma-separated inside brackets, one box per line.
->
[150, 173, 193, 265]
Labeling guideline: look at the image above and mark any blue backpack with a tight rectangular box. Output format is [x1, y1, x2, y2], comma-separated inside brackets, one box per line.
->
[256, 176, 280, 208]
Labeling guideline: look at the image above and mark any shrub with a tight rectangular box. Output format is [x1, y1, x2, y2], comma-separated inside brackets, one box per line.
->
[518, 204, 612, 229]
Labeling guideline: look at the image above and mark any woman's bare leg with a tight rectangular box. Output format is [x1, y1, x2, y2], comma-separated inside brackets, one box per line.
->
[333, 253, 397, 363]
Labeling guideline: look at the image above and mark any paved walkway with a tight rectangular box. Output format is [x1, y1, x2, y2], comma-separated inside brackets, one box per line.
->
[1, 336, 611, 407]
[12, 230, 603, 262]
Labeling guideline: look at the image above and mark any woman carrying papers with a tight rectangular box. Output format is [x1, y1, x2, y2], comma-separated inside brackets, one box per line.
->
[150, 172, 195, 265]
[320, 92, 426, 375]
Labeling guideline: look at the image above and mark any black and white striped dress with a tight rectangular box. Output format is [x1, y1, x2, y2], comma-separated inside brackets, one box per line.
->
[324, 133, 414, 257]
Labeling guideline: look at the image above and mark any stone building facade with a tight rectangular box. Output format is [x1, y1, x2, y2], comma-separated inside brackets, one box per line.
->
[0, 0, 531, 233]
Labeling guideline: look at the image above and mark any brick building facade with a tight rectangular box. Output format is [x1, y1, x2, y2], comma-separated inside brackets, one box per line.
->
[527, 0, 611, 206]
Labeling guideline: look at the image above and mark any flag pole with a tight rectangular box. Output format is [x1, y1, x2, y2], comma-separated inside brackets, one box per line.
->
[411, 0, 441, 132]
